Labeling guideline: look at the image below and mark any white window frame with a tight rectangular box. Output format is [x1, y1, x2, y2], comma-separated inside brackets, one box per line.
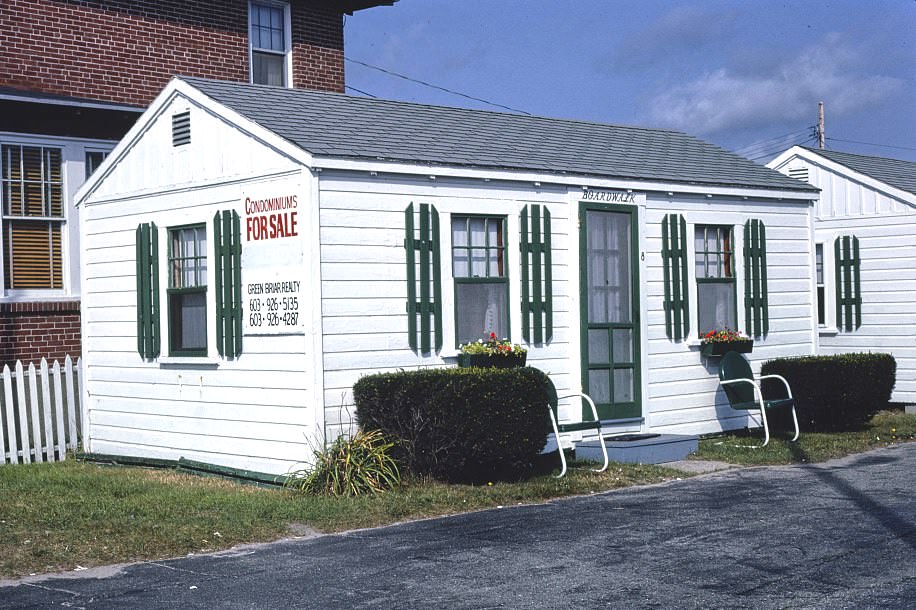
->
[814, 235, 839, 336]
[0, 139, 67, 298]
[248, 0, 293, 88]
[0, 133, 116, 300]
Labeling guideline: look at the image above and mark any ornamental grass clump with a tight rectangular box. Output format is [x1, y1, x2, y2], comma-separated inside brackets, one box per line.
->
[285, 429, 400, 497]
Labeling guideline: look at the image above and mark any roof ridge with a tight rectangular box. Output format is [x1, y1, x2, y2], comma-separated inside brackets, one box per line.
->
[801, 145, 916, 167]
[177, 75, 695, 138]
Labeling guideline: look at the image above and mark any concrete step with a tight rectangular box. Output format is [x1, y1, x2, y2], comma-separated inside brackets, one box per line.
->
[575, 433, 698, 465]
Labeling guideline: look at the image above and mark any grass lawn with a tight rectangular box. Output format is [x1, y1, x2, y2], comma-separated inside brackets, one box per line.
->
[0, 459, 680, 579]
[693, 409, 916, 465]
[4, 410, 915, 580]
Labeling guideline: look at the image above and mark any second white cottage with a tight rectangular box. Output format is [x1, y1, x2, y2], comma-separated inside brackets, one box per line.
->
[76, 77, 820, 475]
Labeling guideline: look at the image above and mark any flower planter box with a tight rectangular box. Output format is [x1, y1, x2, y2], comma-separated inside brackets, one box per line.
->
[701, 340, 754, 357]
[457, 352, 527, 368]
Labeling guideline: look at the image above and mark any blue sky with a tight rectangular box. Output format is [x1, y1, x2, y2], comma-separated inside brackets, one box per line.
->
[345, 1, 916, 163]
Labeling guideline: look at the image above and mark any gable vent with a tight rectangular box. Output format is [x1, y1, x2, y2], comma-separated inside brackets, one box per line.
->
[788, 166, 809, 182]
[172, 111, 191, 147]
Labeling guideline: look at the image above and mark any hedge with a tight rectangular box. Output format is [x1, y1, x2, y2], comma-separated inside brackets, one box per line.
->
[760, 353, 896, 432]
[353, 367, 551, 483]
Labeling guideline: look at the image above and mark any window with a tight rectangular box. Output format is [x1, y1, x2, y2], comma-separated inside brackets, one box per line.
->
[168, 225, 207, 355]
[85, 150, 108, 179]
[815, 243, 825, 326]
[1, 144, 64, 290]
[452, 216, 508, 344]
[695, 225, 736, 335]
[249, 2, 289, 87]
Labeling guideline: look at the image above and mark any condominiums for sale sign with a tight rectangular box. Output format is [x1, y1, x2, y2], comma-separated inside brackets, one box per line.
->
[240, 187, 305, 335]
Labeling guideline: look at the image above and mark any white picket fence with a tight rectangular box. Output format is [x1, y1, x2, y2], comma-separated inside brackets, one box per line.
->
[0, 356, 82, 465]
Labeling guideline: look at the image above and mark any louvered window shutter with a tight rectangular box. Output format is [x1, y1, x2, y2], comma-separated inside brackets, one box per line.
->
[661, 214, 689, 340]
[835, 235, 862, 332]
[215, 210, 243, 358]
[405, 203, 442, 354]
[520, 204, 553, 344]
[135, 222, 160, 359]
[743, 219, 769, 338]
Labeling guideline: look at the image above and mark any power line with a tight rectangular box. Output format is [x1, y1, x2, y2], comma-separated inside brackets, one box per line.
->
[826, 137, 916, 153]
[345, 84, 377, 98]
[746, 135, 818, 162]
[344, 56, 532, 115]
[733, 127, 814, 157]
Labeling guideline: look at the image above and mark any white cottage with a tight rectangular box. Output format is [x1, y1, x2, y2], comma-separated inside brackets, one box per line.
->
[76, 77, 819, 475]
[769, 147, 916, 404]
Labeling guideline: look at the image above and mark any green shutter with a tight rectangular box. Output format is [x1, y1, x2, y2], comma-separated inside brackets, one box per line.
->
[520, 204, 553, 344]
[835, 235, 861, 332]
[405, 203, 442, 354]
[743, 219, 769, 338]
[215, 210, 243, 358]
[135, 222, 160, 359]
[661, 214, 689, 340]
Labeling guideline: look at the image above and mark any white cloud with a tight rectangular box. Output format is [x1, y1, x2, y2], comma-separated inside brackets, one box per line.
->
[648, 33, 903, 135]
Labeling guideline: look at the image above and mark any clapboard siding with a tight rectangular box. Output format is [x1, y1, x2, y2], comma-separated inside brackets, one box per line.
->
[771, 149, 916, 403]
[641, 193, 815, 433]
[80, 93, 317, 474]
[317, 174, 576, 436]
[316, 178, 815, 438]
[815, 214, 916, 402]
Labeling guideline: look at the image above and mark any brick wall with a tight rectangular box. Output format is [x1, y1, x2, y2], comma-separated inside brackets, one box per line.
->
[0, 0, 345, 107]
[0, 301, 81, 367]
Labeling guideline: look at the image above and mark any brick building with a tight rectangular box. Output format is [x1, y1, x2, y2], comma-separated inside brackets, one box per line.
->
[0, 0, 394, 365]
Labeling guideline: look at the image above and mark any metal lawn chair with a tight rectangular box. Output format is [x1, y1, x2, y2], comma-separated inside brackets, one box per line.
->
[718, 351, 800, 447]
[546, 377, 608, 477]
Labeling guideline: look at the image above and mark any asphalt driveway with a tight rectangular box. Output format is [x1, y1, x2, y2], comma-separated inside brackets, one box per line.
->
[3, 444, 915, 609]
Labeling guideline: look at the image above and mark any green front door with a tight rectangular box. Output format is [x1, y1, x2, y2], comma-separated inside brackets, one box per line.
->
[579, 203, 641, 420]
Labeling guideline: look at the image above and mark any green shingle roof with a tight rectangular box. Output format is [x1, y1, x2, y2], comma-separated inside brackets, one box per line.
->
[180, 77, 817, 193]
[802, 147, 916, 196]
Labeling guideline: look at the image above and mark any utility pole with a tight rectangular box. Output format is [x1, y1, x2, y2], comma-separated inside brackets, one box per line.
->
[818, 101, 825, 149]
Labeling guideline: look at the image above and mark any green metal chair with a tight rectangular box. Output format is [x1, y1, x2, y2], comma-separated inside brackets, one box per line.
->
[718, 351, 800, 447]
[546, 377, 608, 477]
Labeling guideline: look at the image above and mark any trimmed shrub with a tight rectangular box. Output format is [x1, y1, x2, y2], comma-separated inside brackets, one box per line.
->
[761, 353, 896, 432]
[353, 367, 551, 484]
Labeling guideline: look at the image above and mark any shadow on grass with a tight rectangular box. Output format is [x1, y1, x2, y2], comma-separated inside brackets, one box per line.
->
[787, 441, 916, 552]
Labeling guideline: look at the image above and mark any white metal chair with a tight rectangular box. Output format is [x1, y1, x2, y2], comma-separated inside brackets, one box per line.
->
[546, 378, 609, 477]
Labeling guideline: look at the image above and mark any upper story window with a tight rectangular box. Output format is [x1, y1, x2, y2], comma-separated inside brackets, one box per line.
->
[168, 225, 208, 356]
[695, 225, 735, 335]
[1, 144, 64, 290]
[249, 1, 290, 87]
[452, 216, 508, 344]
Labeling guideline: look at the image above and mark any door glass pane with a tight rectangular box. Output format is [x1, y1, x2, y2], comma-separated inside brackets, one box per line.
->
[586, 211, 630, 324]
[614, 370, 634, 403]
[697, 283, 736, 334]
[455, 282, 507, 343]
[588, 329, 609, 363]
[613, 329, 633, 363]
[588, 369, 610, 404]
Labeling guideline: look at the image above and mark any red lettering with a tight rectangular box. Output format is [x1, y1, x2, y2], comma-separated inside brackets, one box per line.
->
[246, 212, 299, 241]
